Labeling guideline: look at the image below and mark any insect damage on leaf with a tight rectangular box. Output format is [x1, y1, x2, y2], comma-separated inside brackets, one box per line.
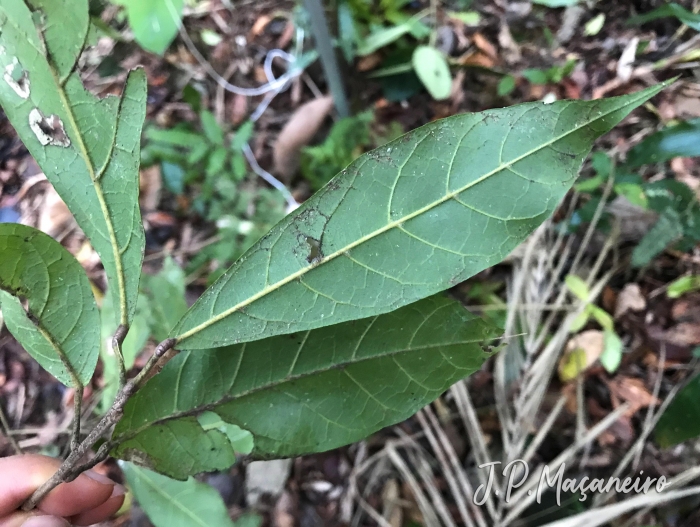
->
[3, 57, 30, 99]
[28, 108, 70, 147]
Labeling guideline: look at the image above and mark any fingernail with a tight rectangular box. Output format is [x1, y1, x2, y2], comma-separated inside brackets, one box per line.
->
[111, 484, 127, 498]
[84, 470, 114, 486]
[21, 516, 71, 527]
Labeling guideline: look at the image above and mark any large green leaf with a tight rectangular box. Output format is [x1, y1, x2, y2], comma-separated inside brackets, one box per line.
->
[0, 0, 147, 326]
[0, 224, 99, 386]
[121, 463, 238, 527]
[112, 295, 499, 477]
[171, 84, 667, 349]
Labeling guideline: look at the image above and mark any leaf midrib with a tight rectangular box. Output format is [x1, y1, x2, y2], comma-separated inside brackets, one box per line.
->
[3, 8, 130, 325]
[115, 337, 489, 443]
[175, 92, 650, 344]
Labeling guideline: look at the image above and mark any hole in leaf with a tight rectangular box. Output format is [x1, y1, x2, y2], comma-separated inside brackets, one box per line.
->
[3, 57, 30, 99]
[28, 108, 71, 147]
[305, 236, 322, 264]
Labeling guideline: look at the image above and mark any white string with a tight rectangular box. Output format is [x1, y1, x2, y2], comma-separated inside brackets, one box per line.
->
[164, 0, 305, 209]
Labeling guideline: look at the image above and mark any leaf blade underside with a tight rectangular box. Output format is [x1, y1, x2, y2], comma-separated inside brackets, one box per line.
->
[0, 0, 147, 325]
[172, 84, 667, 349]
[113, 295, 500, 478]
[0, 224, 99, 386]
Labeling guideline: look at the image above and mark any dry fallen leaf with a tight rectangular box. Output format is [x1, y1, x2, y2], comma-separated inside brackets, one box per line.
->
[357, 53, 382, 72]
[617, 37, 639, 82]
[662, 323, 700, 347]
[38, 185, 74, 237]
[607, 377, 658, 417]
[498, 23, 521, 64]
[382, 479, 403, 527]
[472, 32, 498, 60]
[559, 330, 605, 382]
[249, 14, 272, 39]
[273, 95, 334, 179]
[139, 165, 162, 211]
[614, 283, 646, 319]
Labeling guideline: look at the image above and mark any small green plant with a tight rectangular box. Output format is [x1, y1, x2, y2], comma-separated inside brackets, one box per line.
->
[142, 112, 286, 278]
[498, 59, 578, 97]
[572, 120, 700, 267]
[300, 110, 403, 190]
[565, 275, 623, 374]
[339, 0, 474, 100]
[0, 0, 668, 523]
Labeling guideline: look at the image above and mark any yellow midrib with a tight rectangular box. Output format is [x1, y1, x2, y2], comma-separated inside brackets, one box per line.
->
[176, 89, 655, 344]
[50, 69, 129, 325]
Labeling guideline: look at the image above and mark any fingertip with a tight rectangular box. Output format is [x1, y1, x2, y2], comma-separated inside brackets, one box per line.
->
[69, 485, 126, 526]
[36, 470, 114, 517]
[0, 455, 62, 516]
[0, 512, 70, 527]
[20, 516, 71, 527]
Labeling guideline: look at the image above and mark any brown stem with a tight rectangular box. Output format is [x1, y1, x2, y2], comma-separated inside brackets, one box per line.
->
[70, 387, 83, 453]
[21, 337, 177, 511]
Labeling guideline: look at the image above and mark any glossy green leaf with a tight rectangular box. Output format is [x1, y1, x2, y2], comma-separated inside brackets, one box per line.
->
[0, 1, 147, 326]
[121, 463, 237, 527]
[114, 0, 185, 55]
[600, 330, 623, 373]
[413, 46, 452, 101]
[629, 3, 700, 32]
[171, 84, 667, 350]
[656, 372, 700, 447]
[0, 224, 99, 386]
[626, 118, 700, 167]
[113, 295, 500, 477]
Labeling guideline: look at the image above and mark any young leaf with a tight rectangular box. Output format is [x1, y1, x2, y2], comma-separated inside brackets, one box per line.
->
[112, 295, 500, 477]
[565, 274, 590, 301]
[0, 0, 147, 326]
[113, 0, 185, 55]
[412, 46, 452, 101]
[172, 84, 667, 350]
[121, 463, 238, 527]
[600, 330, 623, 373]
[0, 224, 99, 386]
